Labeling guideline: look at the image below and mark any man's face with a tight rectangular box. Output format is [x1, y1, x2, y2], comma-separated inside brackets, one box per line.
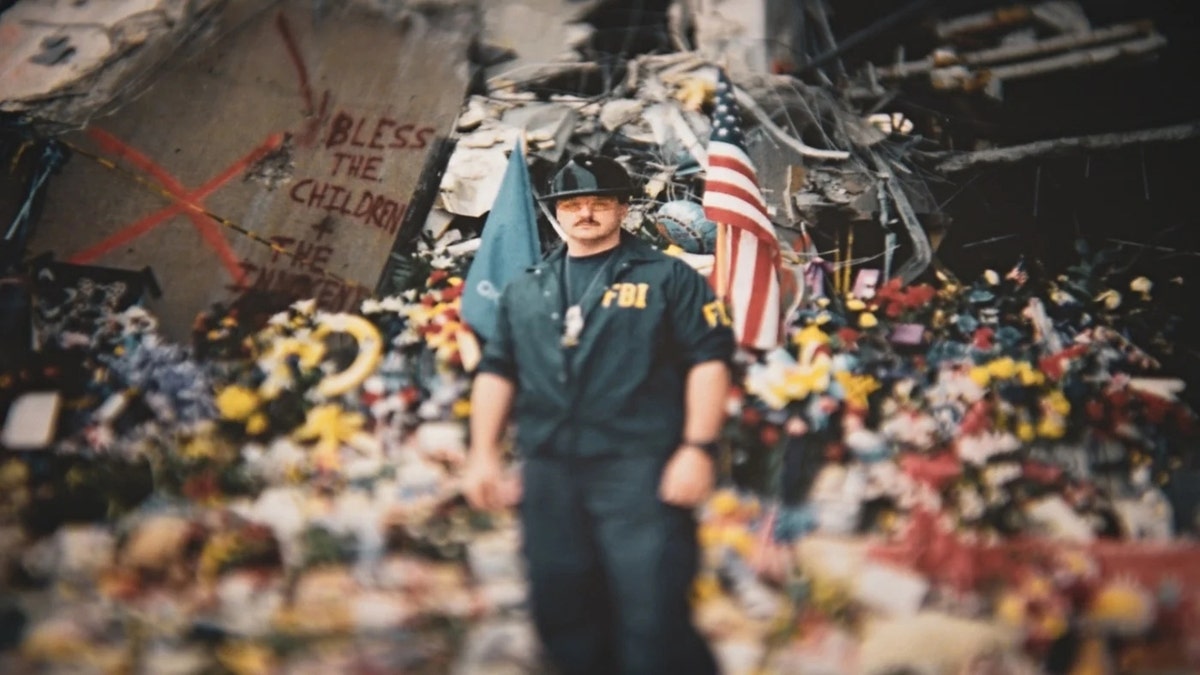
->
[555, 194, 626, 248]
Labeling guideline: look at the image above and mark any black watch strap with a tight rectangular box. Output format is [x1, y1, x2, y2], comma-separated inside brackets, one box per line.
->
[683, 439, 721, 459]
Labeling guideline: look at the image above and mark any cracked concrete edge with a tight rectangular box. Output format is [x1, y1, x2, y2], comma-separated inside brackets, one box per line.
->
[1, 0, 480, 130]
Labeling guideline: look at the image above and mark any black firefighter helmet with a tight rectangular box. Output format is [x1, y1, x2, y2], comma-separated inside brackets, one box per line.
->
[542, 154, 634, 202]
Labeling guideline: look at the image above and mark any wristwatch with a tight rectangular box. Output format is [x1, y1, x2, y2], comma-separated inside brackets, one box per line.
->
[682, 439, 721, 461]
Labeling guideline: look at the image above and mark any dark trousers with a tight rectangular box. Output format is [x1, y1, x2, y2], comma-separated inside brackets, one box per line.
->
[520, 455, 718, 675]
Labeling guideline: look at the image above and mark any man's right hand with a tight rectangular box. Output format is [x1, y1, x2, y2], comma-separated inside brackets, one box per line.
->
[462, 449, 519, 511]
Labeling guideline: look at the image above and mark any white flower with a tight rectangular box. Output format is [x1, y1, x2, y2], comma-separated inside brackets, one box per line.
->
[380, 296, 408, 312]
[1095, 289, 1122, 310]
[958, 488, 985, 520]
[291, 298, 317, 315]
[983, 462, 1022, 488]
[956, 431, 1020, 466]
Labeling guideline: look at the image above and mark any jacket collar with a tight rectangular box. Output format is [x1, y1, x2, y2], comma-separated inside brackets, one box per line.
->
[532, 231, 659, 273]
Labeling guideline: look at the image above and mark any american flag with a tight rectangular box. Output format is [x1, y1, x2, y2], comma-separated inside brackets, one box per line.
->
[703, 70, 781, 350]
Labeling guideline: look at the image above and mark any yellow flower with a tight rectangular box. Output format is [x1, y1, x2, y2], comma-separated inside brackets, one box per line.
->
[1037, 417, 1066, 439]
[1095, 289, 1122, 310]
[931, 309, 948, 329]
[708, 489, 741, 518]
[724, 529, 755, 557]
[846, 298, 866, 312]
[180, 433, 221, 460]
[1016, 421, 1036, 442]
[216, 641, 275, 675]
[1026, 575, 1053, 599]
[1016, 362, 1044, 387]
[995, 592, 1026, 627]
[448, 276, 463, 286]
[692, 573, 722, 603]
[1044, 390, 1071, 416]
[198, 532, 240, 581]
[216, 386, 260, 422]
[987, 357, 1017, 380]
[835, 371, 881, 409]
[292, 404, 367, 472]
[781, 361, 832, 401]
[1038, 613, 1069, 640]
[968, 366, 991, 387]
[0, 459, 29, 487]
[793, 324, 829, 348]
[452, 399, 471, 418]
[246, 413, 269, 436]
[858, 312, 878, 329]
[272, 337, 326, 369]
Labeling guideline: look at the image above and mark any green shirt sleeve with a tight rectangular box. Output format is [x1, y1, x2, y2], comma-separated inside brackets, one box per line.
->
[476, 287, 517, 381]
[667, 260, 735, 367]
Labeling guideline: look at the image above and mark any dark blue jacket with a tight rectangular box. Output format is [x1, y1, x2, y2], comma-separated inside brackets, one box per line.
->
[478, 234, 734, 458]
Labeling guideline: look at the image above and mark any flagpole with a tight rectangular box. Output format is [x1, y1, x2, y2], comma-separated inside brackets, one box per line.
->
[535, 198, 568, 242]
[844, 225, 855, 295]
[715, 222, 730, 300]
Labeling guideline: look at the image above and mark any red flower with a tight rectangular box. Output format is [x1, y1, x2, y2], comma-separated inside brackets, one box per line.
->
[908, 284, 937, 306]
[836, 327, 861, 349]
[182, 472, 219, 501]
[760, 425, 781, 447]
[878, 277, 905, 300]
[1137, 392, 1171, 425]
[959, 400, 993, 435]
[742, 407, 762, 426]
[441, 285, 464, 301]
[899, 451, 961, 489]
[972, 327, 995, 350]
[428, 269, 449, 286]
[1022, 460, 1063, 485]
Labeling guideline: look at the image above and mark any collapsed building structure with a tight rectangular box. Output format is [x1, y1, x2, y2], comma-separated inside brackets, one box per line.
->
[2, 0, 1200, 672]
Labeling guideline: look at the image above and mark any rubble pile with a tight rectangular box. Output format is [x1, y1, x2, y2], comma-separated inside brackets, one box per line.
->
[2, 13, 1199, 675]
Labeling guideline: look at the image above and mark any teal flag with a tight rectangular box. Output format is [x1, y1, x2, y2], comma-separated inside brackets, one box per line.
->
[461, 142, 541, 341]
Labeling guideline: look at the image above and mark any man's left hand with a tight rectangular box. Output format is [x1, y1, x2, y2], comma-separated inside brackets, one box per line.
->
[658, 445, 715, 508]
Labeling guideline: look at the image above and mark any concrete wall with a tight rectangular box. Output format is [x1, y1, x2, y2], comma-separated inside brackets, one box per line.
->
[28, 0, 473, 339]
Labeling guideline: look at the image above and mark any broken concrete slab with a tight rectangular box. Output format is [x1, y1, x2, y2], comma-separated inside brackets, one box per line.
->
[480, 0, 603, 82]
[680, 0, 771, 74]
[27, 0, 474, 339]
[0, 0, 229, 128]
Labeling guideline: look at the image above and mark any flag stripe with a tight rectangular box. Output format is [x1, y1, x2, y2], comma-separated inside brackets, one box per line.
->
[709, 152, 761, 189]
[707, 161, 766, 204]
[705, 171, 763, 208]
[745, 234, 777, 341]
[705, 204, 776, 248]
[704, 70, 782, 350]
[705, 179, 767, 217]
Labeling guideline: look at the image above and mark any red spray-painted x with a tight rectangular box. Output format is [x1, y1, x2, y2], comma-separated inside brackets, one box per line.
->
[69, 128, 285, 283]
